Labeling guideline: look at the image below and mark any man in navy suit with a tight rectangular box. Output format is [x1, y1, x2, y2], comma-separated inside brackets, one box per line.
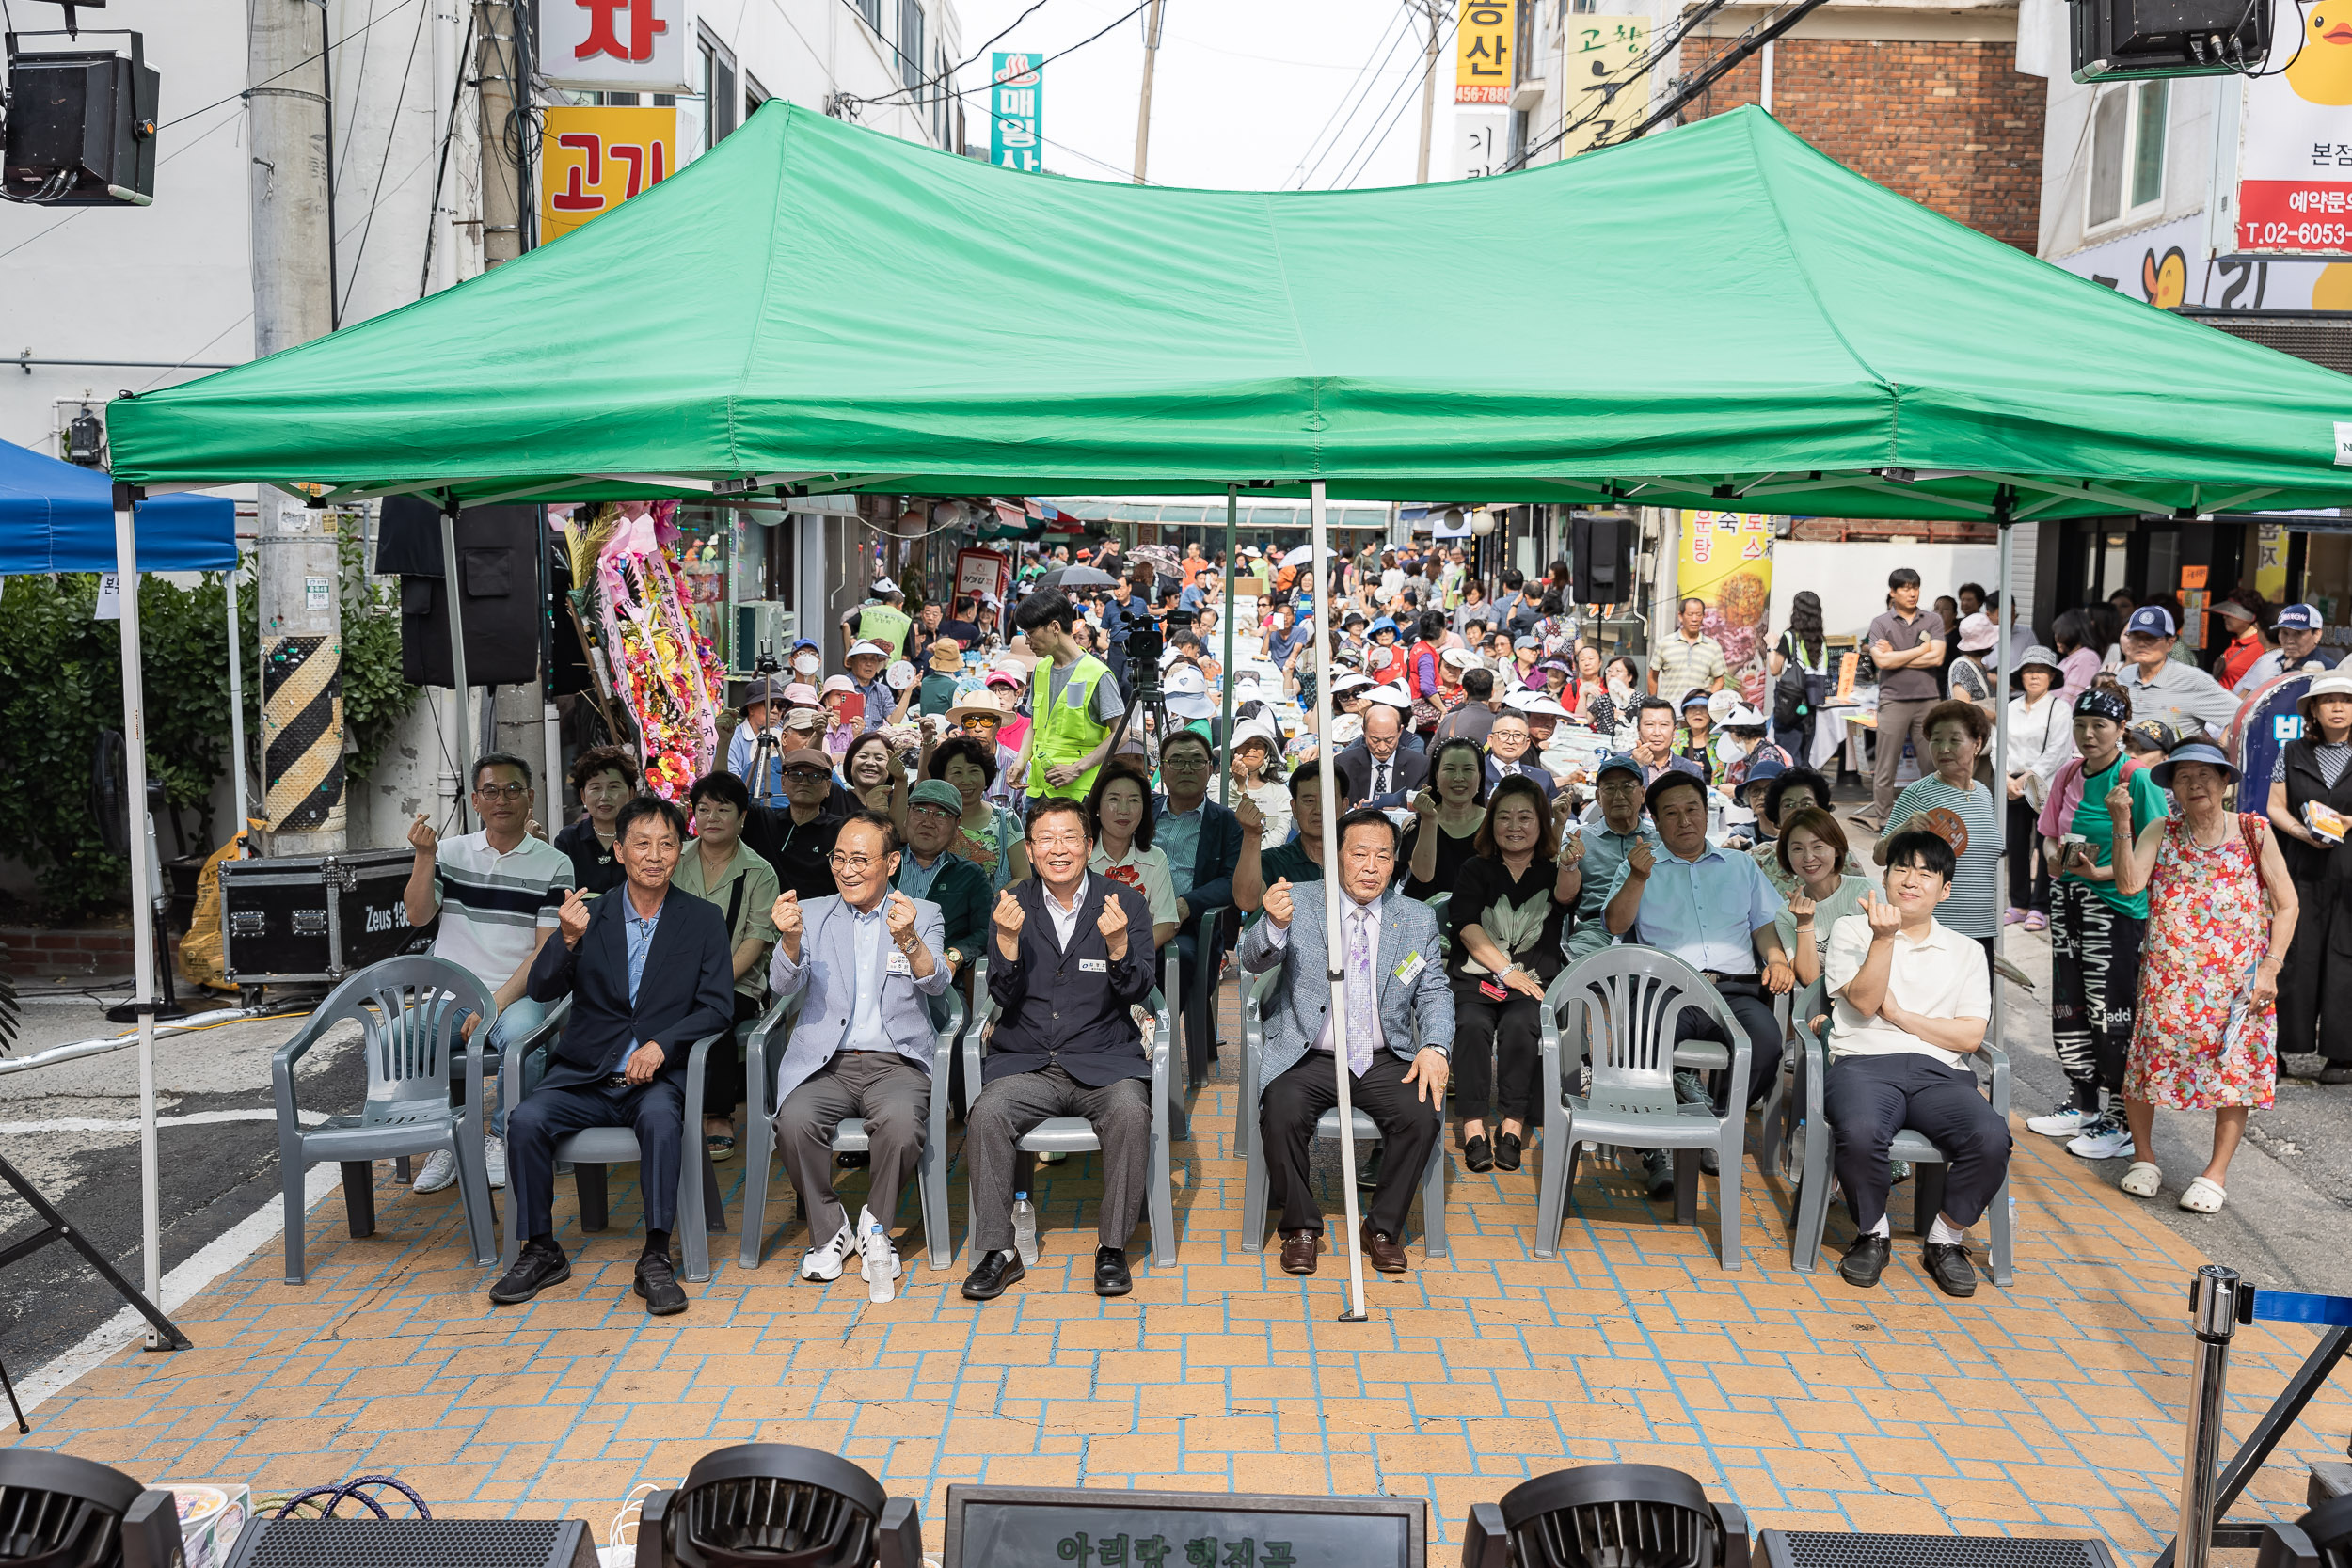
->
[1152, 730, 1243, 1041]
[490, 795, 736, 1315]
[963, 798, 1158, 1302]
[1483, 710, 1556, 801]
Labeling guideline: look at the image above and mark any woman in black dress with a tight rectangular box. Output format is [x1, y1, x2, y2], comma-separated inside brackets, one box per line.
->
[1447, 775, 1584, 1174]
[1400, 738, 1486, 900]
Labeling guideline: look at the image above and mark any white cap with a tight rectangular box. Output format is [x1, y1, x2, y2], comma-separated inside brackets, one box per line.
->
[1164, 663, 1215, 718]
[1440, 646, 1477, 668]
[1364, 684, 1414, 711]
[871, 577, 899, 594]
[1329, 672, 1375, 696]
[848, 640, 892, 659]
[1720, 703, 1768, 728]
[1231, 719, 1282, 753]
[1516, 693, 1573, 720]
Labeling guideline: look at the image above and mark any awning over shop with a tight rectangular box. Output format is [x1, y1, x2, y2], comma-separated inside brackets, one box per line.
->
[107, 102, 2352, 522]
[0, 438, 236, 573]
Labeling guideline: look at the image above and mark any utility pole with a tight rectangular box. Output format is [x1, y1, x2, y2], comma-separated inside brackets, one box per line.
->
[1133, 0, 1166, 184]
[248, 0, 345, 856]
[475, 1, 526, 266]
[1414, 0, 1443, 184]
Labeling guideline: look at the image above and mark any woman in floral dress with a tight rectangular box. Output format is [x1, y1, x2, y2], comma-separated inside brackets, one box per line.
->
[2110, 741, 2299, 1214]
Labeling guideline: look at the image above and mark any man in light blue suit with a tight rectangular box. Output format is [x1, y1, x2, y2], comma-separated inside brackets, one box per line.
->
[1239, 807, 1454, 1278]
[766, 811, 949, 1303]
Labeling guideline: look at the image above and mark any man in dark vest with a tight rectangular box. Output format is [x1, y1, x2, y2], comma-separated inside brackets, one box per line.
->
[962, 797, 1157, 1301]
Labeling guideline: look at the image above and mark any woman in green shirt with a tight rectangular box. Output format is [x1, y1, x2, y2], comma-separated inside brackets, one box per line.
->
[2028, 682, 2168, 1158]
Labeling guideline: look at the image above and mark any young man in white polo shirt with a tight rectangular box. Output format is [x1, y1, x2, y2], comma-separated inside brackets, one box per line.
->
[401, 752, 578, 1192]
[1820, 828, 2010, 1298]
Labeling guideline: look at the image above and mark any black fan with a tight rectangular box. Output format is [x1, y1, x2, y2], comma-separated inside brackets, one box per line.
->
[1464, 1465, 1747, 1568]
[0, 1449, 184, 1567]
[641, 1445, 920, 1568]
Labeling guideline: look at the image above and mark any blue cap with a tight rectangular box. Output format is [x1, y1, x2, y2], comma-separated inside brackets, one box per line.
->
[1595, 752, 1645, 783]
[1737, 754, 1787, 799]
[1370, 617, 1398, 637]
[2125, 605, 2177, 639]
[2277, 602, 2324, 631]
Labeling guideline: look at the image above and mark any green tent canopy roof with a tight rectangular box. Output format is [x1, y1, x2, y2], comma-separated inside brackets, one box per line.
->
[106, 101, 2352, 523]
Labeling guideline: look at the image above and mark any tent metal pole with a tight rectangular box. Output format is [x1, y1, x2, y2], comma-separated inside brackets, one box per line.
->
[1992, 495, 2014, 1116]
[441, 501, 473, 828]
[1220, 484, 1236, 809]
[1310, 479, 1370, 1323]
[111, 483, 164, 1346]
[226, 556, 249, 838]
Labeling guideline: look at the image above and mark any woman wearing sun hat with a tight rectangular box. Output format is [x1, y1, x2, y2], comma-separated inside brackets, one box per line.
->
[2111, 740, 2297, 1212]
[2269, 670, 2352, 1085]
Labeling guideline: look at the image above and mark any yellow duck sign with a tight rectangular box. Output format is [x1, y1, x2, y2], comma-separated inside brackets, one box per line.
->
[2287, 4, 2352, 103]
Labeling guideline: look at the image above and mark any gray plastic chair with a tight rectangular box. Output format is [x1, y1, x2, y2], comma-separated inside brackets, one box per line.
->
[1668, 991, 1796, 1179]
[1787, 1014, 2015, 1284]
[1237, 968, 1449, 1259]
[271, 957, 500, 1284]
[1534, 946, 1752, 1270]
[496, 1023, 732, 1283]
[737, 981, 967, 1271]
[962, 976, 1177, 1268]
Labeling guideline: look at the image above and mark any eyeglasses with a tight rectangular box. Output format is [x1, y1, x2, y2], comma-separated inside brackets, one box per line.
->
[783, 768, 831, 782]
[911, 804, 959, 821]
[473, 782, 530, 800]
[830, 851, 886, 873]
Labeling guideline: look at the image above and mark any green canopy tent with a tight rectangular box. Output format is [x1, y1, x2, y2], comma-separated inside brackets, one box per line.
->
[103, 100, 2352, 1295]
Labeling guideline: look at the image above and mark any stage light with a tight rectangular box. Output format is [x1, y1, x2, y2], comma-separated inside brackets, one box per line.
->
[0, 1449, 184, 1568]
[1462, 1464, 1749, 1568]
[637, 1444, 922, 1568]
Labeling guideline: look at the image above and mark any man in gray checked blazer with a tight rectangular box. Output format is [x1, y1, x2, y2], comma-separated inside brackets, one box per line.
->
[1239, 806, 1454, 1277]
[766, 812, 949, 1305]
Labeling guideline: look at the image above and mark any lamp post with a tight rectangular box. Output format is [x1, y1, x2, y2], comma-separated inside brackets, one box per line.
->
[1468, 507, 1496, 602]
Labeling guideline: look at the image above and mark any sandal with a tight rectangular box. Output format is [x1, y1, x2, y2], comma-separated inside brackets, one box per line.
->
[2120, 1161, 2162, 1198]
[2024, 911, 2048, 931]
[706, 1132, 737, 1162]
[2179, 1176, 2228, 1213]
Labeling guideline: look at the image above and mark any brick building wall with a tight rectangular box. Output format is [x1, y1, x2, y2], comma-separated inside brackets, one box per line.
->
[1683, 37, 2046, 251]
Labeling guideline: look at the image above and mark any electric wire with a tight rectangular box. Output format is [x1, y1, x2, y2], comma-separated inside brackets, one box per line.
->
[340, 0, 432, 310]
[1288, 2, 1420, 189]
[332, 0, 380, 192]
[848, 0, 1063, 111]
[874, 0, 1156, 120]
[418, 8, 479, 298]
[1326, 5, 1457, 188]
[153, 0, 426, 133]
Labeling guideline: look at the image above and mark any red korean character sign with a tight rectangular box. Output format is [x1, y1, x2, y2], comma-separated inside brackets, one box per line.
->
[540, 106, 676, 243]
[547, 0, 691, 91]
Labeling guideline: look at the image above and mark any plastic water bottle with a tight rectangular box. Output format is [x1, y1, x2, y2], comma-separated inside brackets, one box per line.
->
[1011, 1192, 1039, 1265]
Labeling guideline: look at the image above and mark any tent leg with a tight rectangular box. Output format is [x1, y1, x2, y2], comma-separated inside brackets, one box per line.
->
[1992, 497, 2014, 1091]
[1219, 485, 1236, 809]
[226, 562, 249, 838]
[440, 501, 472, 827]
[112, 484, 165, 1348]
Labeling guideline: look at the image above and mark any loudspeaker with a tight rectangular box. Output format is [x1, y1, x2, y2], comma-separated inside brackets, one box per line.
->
[3, 35, 159, 205]
[0, 1449, 186, 1567]
[1571, 515, 1634, 608]
[377, 495, 545, 689]
[219, 1517, 596, 1567]
[2066, 0, 2267, 80]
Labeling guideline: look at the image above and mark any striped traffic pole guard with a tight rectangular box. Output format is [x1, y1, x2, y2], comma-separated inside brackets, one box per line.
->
[258, 500, 346, 847]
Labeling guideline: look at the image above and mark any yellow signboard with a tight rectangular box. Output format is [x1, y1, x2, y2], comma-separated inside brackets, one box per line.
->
[1557, 16, 1650, 157]
[1455, 0, 1516, 104]
[1678, 511, 1775, 709]
[539, 105, 677, 243]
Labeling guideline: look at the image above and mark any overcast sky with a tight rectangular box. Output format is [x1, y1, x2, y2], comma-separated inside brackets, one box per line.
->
[950, 0, 1445, 190]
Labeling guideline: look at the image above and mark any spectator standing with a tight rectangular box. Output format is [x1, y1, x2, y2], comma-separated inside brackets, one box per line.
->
[1452, 581, 1490, 639]
[1447, 779, 1583, 1174]
[2112, 605, 2245, 740]
[2267, 672, 2352, 1084]
[2050, 609, 2104, 699]
[1862, 568, 1947, 832]
[1570, 644, 1608, 726]
[557, 746, 637, 895]
[1650, 596, 1728, 699]
[2112, 743, 2297, 1212]
[1016, 589, 1125, 802]
[400, 753, 576, 1195]
[1932, 595, 1964, 686]
[2213, 594, 2271, 693]
[2005, 646, 2074, 931]
[1435, 667, 1501, 746]
[727, 680, 789, 806]
[1947, 615, 1999, 708]
[2246, 602, 2332, 688]
[2031, 685, 2167, 1154]
[1770, 592, 1831, 765]
[1674, 691, 1719, 785]
[674, 771, 781, 1161]
[1401, 738, 1489, 901]
[1874, 700, 2000, 963]
[1406, 611, 1449, 736]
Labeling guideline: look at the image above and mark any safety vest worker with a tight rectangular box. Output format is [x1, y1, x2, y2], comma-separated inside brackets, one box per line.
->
[1019, 591, 1126, 802]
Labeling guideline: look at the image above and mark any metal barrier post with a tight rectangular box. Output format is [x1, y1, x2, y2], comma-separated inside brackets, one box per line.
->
[2178, 1264, 2244, 1568]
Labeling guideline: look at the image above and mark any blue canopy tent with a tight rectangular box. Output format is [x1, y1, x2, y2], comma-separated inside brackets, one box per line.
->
[0, 437, 241, 1321]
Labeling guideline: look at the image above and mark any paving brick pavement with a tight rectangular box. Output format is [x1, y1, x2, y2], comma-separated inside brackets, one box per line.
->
[9, 977, 2349, 1559]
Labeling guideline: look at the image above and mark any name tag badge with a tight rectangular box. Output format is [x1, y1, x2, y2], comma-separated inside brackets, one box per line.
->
[1079, 958, 1108, 974]
[1395, 953, 1425, 985]
[886, 951, 913, 976]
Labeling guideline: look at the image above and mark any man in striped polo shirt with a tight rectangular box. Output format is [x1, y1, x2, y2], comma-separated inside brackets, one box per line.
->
[401, 752, 578, 1193]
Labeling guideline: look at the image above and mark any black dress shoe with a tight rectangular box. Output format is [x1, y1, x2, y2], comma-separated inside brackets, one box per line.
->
[2321, 1065, 2352, 1085]
[635, 1252, 688, 1316]
[488, 1243, 571, 1305]
[1279, 1230, 1319, 1275]
[1494, 1132, 1522, 1173]
[1359, 1221, 1409, 1274]
[962, 1248, 1026, 1301]
[1699, 1146, 1721, 1176]
[1838, 1232, 1891, 1289]
[1922, 1242, 1979, 1297]
[1462, 1135, 1494, 1173]
[1094, 1246, 1133, 1296]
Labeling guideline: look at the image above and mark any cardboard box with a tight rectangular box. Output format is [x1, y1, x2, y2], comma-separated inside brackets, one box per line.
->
[166, 1483, 250, 1568]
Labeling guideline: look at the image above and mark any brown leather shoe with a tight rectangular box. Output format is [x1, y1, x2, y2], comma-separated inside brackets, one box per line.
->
[1279, 1229, 1319, 1275]
[1359, 1221, 1409, 1274]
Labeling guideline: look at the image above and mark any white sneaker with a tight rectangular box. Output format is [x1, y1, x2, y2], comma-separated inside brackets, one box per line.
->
[412, 1148, 458, 1194]
[2068, 1116, 2136, 1161]
[800, 1222, 854, 1282]
[858, 1217, 901, 1305]
[2026, 1106, 2093, 1138]
[483, 1135, 506, 1191]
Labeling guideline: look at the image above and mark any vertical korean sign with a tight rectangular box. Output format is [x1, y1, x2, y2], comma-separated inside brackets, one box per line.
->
[541, 106, 677, 242]
[1556, 17, 1650, 156]
[1455, 0, 1516, 103]
[992, 53, 1044, 172]
[2237, 0, 2352, 253]
[1677, 511, 1774, 708]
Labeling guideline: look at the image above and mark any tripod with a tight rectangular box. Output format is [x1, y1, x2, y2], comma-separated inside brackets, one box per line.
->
[741, 725, 791, 809]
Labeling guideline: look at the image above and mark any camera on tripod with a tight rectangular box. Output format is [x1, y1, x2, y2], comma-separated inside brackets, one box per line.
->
[753, 639, 783, 677]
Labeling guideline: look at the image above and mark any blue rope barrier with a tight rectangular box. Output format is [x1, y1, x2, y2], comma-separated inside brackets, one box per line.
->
[2247, 1291, 2352, 1328]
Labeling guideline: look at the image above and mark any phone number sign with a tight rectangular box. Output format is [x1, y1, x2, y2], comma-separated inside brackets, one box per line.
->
[2238, 182, 2352, 252]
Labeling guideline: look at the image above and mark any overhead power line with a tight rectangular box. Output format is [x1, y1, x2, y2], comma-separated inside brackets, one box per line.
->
[1327, 4, 1457, 188]
[1288, 2, 1420, 189]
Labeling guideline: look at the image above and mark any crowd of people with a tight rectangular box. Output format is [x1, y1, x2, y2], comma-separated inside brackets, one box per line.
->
[387, 536, 2346, 1314]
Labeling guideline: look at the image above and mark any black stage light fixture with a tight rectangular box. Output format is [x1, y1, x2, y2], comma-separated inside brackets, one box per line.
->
[0, 1449, 186, 1568]
[636, 1444, 923, 1568]
[2067, 0, 2270, 81]
[1462, 1464, 1750, 1568]
[2, 27, 158, 206]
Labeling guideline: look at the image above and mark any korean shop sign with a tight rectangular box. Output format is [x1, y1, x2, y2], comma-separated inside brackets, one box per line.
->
[992, 53, 1044, 172]
[541, 106, 677, 242]
[548, 0, 692, 93]
[1456, 0, 1516, 104]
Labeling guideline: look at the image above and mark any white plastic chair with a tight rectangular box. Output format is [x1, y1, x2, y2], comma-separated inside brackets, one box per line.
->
[1534, 947, 1752, 1270]
[270, 958, 498, 1283]
[736, 983, 967, 1271]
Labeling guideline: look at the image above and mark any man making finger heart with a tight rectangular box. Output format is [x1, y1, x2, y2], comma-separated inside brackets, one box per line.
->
[962, 797, 1158, 1301]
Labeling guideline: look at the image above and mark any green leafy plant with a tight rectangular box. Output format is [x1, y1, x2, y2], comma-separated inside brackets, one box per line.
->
[237, 528, 417, 786]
